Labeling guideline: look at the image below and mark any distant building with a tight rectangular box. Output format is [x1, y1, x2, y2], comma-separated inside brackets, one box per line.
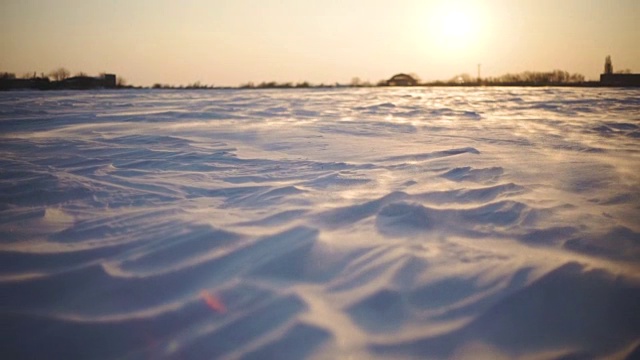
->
[600, 56, 640, 87]
[386, 73, 418, 86]
[61, 76, 105, 89]
[0, 73, 118, 90]
[61, 74, 117, 89]
[103, 74, 116, 88]
[601, 73, 640, 87]
[0, 77, 50, 90]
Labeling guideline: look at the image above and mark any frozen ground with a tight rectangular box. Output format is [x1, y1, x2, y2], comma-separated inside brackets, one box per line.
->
[1, 87, 639, 359]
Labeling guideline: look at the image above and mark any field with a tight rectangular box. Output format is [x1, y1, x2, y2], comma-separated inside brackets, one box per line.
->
[1, 87, 639, 359]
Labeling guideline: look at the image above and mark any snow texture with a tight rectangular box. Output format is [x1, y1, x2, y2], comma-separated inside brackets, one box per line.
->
[1, 87, 640, 359]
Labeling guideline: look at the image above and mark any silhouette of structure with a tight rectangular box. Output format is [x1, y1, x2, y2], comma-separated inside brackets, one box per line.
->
[0, 77, 50, 90]
[386, 73, 418, 86]
[104, 74, 117, 88]
[61, 74, 117, 89]
[0, 73, 117, 90]
[600, 56, 640, 87]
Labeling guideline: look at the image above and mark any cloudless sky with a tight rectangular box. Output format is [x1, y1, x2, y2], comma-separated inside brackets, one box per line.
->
[1, 0, 638, 86]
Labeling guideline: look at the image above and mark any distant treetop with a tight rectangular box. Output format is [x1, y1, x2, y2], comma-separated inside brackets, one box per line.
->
[605, 56, 613, 75]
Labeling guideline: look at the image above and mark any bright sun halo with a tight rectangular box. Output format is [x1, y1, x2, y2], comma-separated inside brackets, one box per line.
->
[423, 1, 486, 55]
[441, 10, 474, 40]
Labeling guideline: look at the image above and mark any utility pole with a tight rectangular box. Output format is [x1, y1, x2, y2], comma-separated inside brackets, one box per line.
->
[477, 64, 481, 84]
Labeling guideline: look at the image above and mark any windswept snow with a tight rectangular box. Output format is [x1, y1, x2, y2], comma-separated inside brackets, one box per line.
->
[1, 87, 639, 359]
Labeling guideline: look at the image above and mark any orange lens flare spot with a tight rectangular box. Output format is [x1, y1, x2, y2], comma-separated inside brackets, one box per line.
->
[200, 290, 226, 313]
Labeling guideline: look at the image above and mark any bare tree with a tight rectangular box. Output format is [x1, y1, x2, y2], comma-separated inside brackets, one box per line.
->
[116, 77, 127, 87]
[49, 67, 70, 81]
[0, 72, 16, 80]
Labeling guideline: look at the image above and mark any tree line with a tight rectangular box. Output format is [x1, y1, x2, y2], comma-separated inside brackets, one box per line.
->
[5, 67, 627, 90]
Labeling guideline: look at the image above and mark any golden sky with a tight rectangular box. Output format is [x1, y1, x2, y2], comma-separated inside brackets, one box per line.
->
[1, 0, 639, 86]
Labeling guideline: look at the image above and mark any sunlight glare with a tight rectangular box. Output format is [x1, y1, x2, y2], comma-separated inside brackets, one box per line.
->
[441, 10, 474, 41]
[418, 1, 489, 57]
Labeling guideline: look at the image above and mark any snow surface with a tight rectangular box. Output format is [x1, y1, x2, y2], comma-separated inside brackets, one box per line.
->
[1, 87, 640, 359]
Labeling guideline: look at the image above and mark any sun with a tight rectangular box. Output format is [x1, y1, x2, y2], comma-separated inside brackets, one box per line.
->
[409, 0, 490, 61]
[418, 1, 487, 55]
[441, 10, 474, 41]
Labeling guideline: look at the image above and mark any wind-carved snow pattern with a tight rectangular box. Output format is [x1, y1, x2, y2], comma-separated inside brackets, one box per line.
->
[1, 87, 639, 359]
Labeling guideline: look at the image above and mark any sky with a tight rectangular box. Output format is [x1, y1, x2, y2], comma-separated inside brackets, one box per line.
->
[1, 0, 639, 86]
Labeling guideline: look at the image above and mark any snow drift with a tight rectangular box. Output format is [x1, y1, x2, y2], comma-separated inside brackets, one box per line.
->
[1, 87, 639, 359]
